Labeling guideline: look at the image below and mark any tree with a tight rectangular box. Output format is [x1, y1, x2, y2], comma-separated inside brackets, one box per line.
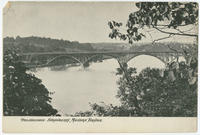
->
[78, 64, 197, 117]
[107, 2, 198, 115]
[108, 2, 198, 43]
[115, 64, 197, 116]
[108, 2, 198, 79]
[74, 2, 198, 117]
[108, 2, 198, 64]
[110, 3, 198, 76]
[3, 49, 59, 116]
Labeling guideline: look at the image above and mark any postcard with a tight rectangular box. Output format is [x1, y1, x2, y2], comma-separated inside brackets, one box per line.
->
[2, 1, 198, 133]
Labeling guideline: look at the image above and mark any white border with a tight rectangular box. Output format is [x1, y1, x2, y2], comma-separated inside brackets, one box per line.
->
[0, 0, 199, 135]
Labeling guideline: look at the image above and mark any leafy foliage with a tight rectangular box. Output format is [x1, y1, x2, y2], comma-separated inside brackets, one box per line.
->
[75, 2, 198, 117]
[74, 103, 134, 117]
[77, 61, 197, 117]
[115, 62, 197, 116]
[108, 2, 198, 43]
[3, 49, 59, 116]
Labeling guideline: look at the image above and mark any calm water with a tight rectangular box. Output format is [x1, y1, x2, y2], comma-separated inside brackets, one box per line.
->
[32, 55, 185, 115]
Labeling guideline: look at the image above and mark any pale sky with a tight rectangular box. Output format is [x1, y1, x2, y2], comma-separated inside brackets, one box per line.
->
[3, 2, 197, 43]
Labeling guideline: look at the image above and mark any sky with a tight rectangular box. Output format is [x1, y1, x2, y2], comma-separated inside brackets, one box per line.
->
[3, 2, 135, 43]
[3, 2, 197, 43]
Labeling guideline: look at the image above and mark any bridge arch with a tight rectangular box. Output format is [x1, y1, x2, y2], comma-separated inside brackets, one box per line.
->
[46, 55, 83, 66]
[126, 53, 171, 64]
[127, 54, 166, 72]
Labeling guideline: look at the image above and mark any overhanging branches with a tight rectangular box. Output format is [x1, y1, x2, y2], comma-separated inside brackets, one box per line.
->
[153, 25, 198, 38]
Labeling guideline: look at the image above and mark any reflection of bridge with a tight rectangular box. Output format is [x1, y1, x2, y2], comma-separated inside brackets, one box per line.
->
[19, 51, 184, 68]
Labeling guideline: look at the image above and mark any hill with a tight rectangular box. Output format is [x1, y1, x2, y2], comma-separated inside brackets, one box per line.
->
[3, 36, 94, 53]
[3, 36, 192, 53]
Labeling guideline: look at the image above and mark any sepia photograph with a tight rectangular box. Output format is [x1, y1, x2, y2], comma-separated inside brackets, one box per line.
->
[2, 1, 199, 133]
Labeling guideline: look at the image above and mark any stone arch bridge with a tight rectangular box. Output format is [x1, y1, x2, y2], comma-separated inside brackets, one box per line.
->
[19, 51, 184, 68]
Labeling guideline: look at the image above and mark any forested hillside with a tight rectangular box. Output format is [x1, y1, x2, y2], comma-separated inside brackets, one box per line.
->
[3, 36, 192, 53]
[3, 36, 94, 53]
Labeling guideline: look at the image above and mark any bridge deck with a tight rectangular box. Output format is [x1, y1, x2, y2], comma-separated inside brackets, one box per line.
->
[20, 51, 183, 56]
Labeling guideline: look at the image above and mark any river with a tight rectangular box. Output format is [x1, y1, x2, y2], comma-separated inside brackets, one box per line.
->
[32, 55, 184, 115]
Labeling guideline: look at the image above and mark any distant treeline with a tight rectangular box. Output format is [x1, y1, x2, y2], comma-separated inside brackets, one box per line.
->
[3, 36, 94, 53]
[129, 42, 192, 52]
[3, 36, 192, 53]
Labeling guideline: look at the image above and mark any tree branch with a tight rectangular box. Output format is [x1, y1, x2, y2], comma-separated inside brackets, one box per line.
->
[153, 25, 198, 37]
[175, 28, 186, 34]
[144, 29, 154, 42]
[152, 34, 174, 44]
[156, 24, 193, 27]
[175, 27, 196, 34]
[117, 61, 141, 112]
[167, 44, 178, 53]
